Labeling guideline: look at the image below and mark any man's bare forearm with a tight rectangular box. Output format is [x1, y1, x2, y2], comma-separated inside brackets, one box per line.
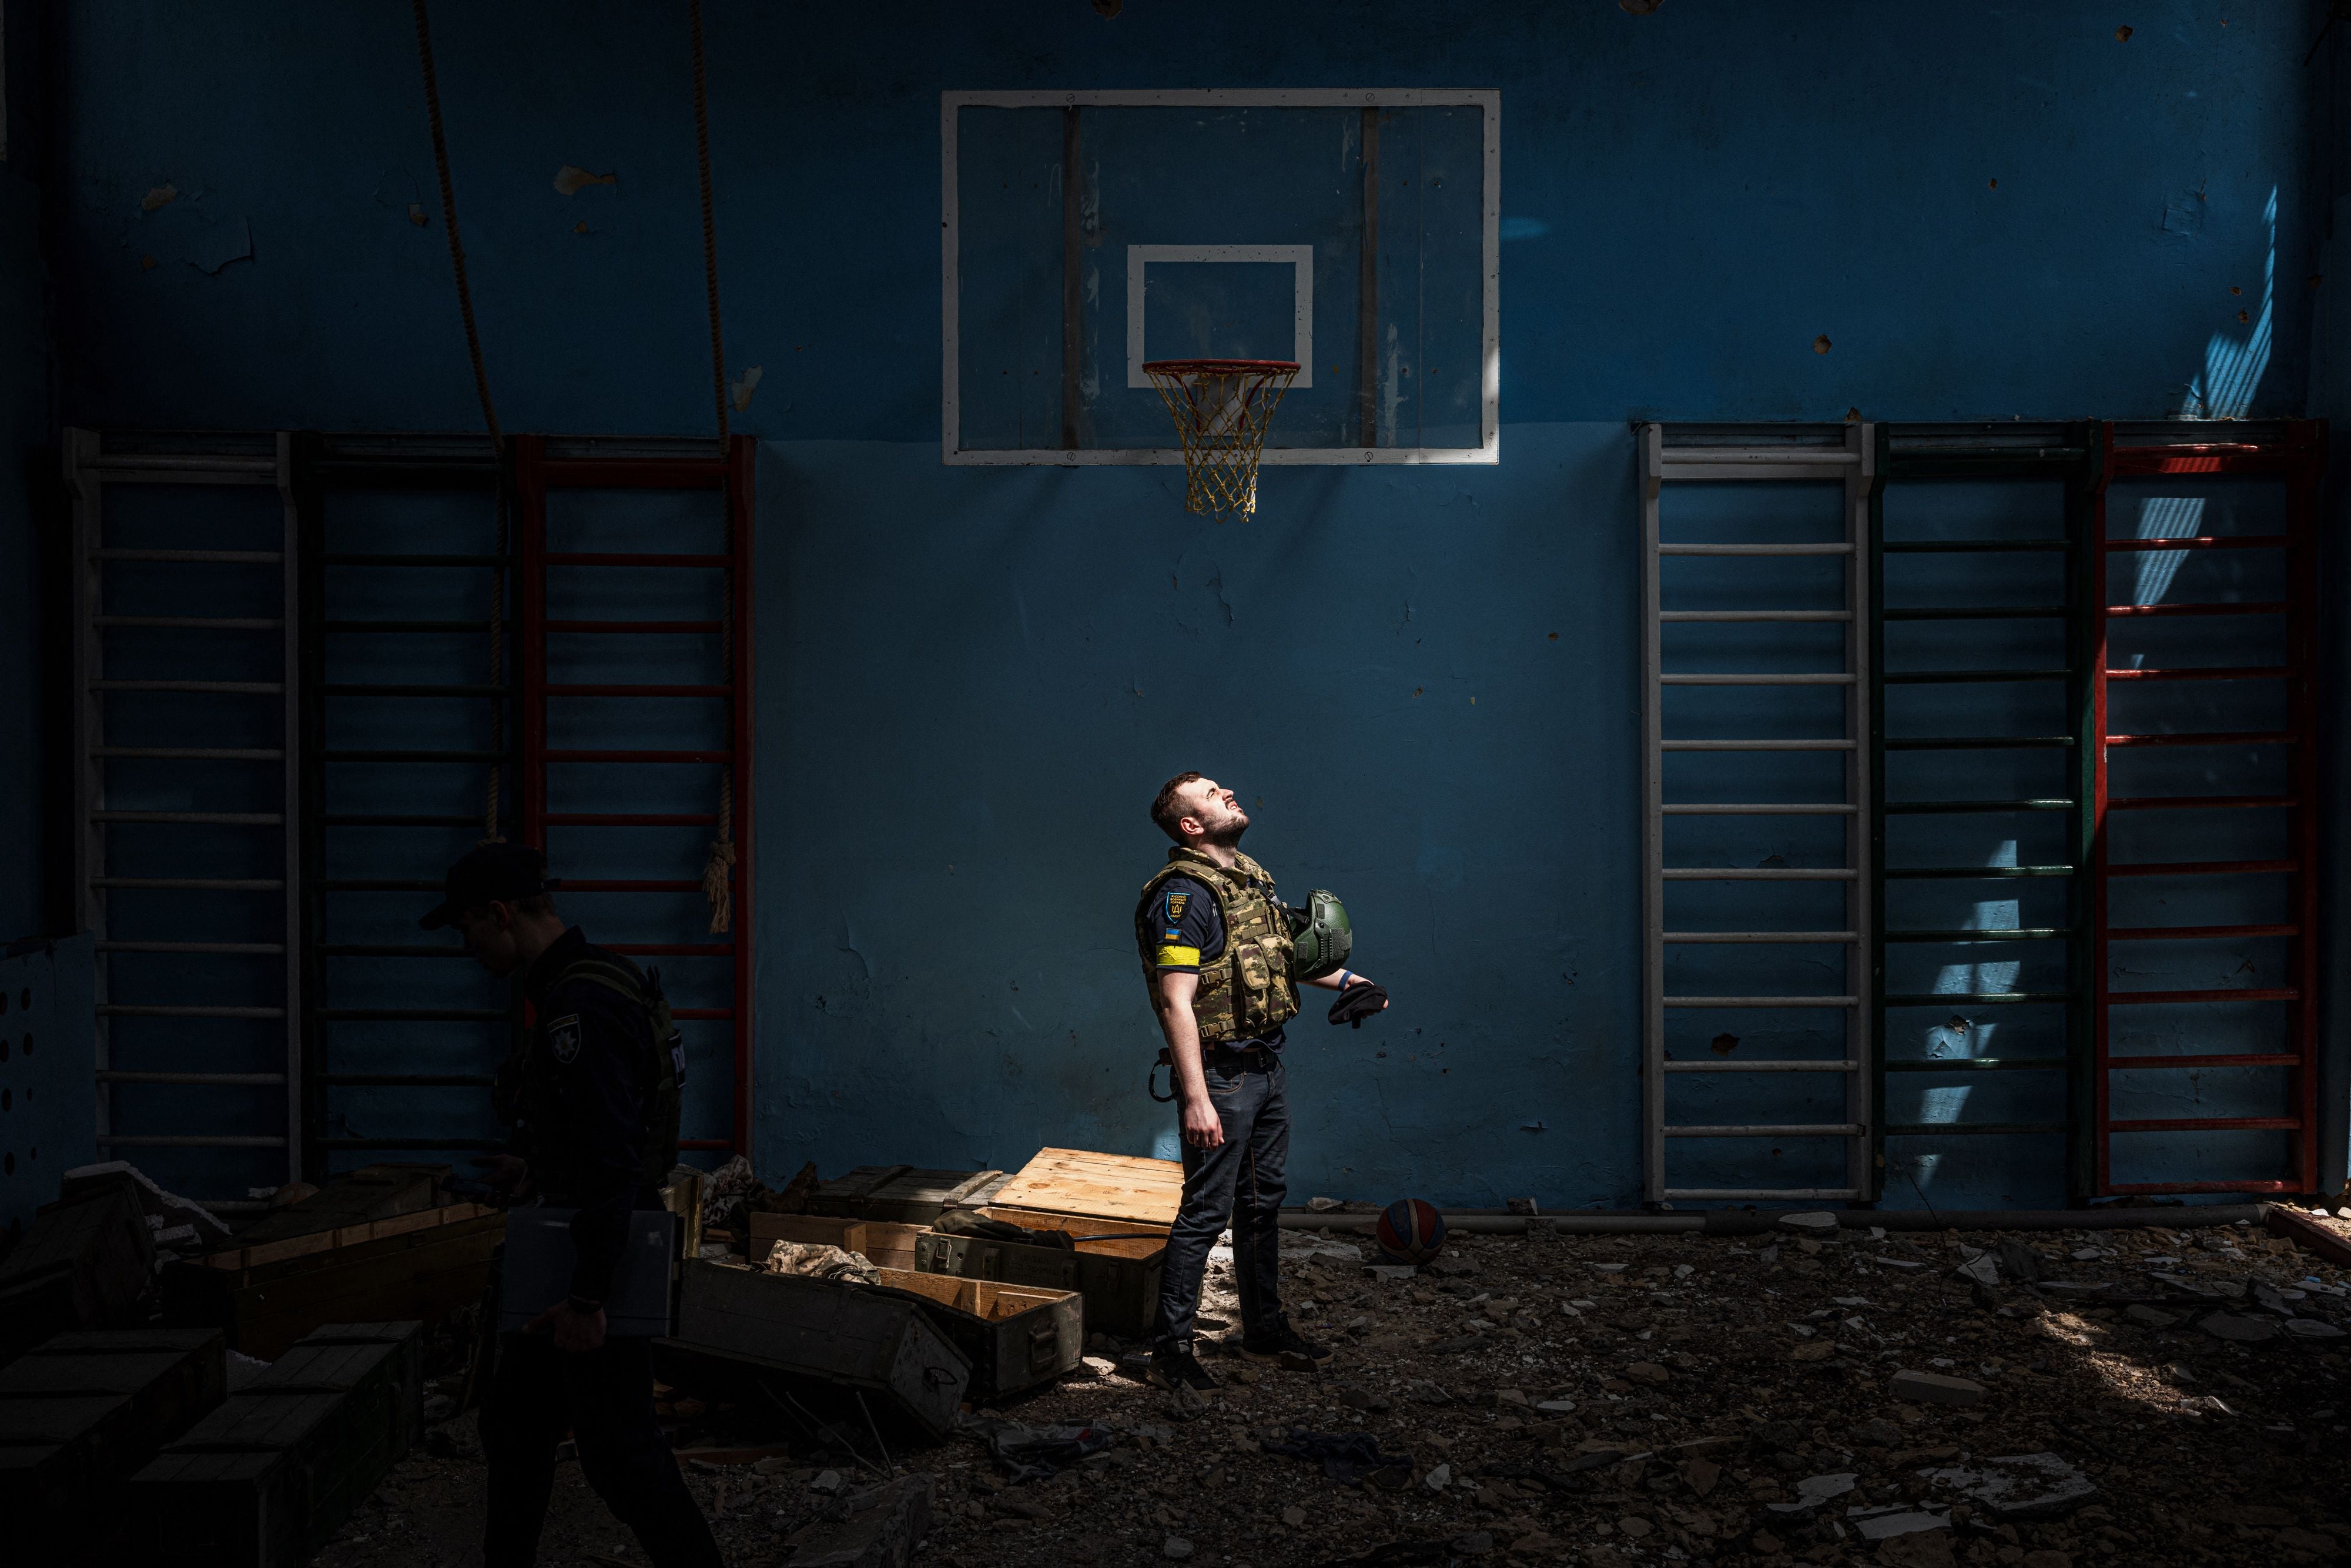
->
[1154, 973, 1208, 1101]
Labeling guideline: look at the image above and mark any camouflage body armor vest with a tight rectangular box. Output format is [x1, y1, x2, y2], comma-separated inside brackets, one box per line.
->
[521, 950, 684, 1197]
[1137, 848, 1301, 1043]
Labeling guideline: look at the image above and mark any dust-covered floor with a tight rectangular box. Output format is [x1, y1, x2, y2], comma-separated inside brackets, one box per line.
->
[313, 1213, 2351, 1568]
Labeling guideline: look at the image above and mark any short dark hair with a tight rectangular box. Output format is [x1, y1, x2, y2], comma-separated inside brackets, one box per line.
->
[1150, 772, 1204, 843]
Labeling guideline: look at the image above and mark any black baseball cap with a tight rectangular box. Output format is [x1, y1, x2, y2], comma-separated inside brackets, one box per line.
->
[419, 842, 561, 930]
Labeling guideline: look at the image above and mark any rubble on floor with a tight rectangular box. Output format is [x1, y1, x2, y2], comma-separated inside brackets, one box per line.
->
[305, 1211, 2347, 1568]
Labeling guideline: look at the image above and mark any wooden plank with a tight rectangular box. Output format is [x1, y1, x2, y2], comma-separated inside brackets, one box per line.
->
[990, 1148, 1184, 1225]
[915, 1219, 1166, 1338]
[202, 1200, 493, 1272]
[861, 1169, 1004, 1225]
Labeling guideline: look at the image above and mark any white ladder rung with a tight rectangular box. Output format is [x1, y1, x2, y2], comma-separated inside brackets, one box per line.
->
[1663, 804, 1856, 815]
[99, 941, 288, 954]
[98, 1004, 289, 1018]
[1663, 1123, 1866, 1138]
[1664, 931, 1858, 943]
[95, 1134, 290, 1148]
[90, 455, 279, 477]
[91, 548, 283, 562]
[91, 746, 285, 760]
[98, 1070, 289, 1085]
[1660, 673, 1856, 686]
[1662, 1059, 1860, 1073]
[1663, 996, 1860, 1009]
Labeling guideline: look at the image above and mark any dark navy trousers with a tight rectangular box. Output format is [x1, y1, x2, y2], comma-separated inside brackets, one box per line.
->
[1151, 1046, 1290, 1351]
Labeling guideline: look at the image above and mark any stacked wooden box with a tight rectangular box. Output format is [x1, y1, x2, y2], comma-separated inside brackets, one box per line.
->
[124, 1320, 421, 1568]
[806, 1166, 1003, 1226]
[0, 1170, 155, 1364]
[872, 1269, 1081, 1399]
[915, 1148, 1179, 1337]
[160, 1165, 500, 1357]
[748, 1212, 929, 1272]
[0, 1326, 226, 1563]
[662, 1259, 970, 1438]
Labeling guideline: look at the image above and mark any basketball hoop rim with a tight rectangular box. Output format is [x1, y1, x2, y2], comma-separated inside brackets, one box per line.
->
[1141, 359, 1301, 376]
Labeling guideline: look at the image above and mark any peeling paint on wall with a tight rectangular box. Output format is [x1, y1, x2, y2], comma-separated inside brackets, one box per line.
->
[139, 184, 176, 213]
[730, 365, 763, 411]
[553, 165, 617, 196]
[185, 218, 252, 276]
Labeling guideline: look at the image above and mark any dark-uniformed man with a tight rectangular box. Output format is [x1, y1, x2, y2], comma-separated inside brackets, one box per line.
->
[1137, 772, 1390, 1393]
[420, 842, 722, 1568]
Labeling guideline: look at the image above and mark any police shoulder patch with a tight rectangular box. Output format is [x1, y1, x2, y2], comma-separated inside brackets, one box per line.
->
[547, 1014, 582, 1064]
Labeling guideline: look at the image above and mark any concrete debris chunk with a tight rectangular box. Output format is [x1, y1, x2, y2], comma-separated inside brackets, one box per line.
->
[1424, 1462, 1452, 1490]
[2283, 1318, 2348, 1338]
[782, 1474, 935, 1568]
[810, 1468, 848, 1494]
[1366, 1265, 1419, 1282]
[1851, 1508, 1951, 1542]
[1767, 1471, 1858, 1514]
[1778, 1211, 1840, 1235]
[1951, 1249, 2001, 1287]
[1921, 1452, 2095, 1522]
[2127, 1305, 2182, 1328]
[1850, 1417, 1904, 1446]
[2199, 1312, 2282, 1343]
[1889, 1369, 1985, 1407]
[1163, 1535, 1194, 1559]
[1425, 1255, 1478, 1278]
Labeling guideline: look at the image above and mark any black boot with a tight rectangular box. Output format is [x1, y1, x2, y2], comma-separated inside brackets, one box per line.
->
[1145, 1343, 1222, 1392]
[1241, 1312, 1332, 1371]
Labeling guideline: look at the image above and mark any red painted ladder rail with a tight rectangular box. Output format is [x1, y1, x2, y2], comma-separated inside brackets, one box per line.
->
[514, 435, 756, 1156]
[2089, 421, 2326, 1195]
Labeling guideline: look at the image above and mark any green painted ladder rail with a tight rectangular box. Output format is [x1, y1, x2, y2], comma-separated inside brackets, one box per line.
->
[1867, 422, 2104, 1202]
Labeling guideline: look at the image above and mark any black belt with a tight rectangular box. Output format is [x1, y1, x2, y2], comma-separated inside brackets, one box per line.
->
[1148, 1041, 1278, 1101]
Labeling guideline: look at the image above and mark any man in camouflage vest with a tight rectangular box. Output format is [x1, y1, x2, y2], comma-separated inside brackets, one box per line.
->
[1137, 772, 1391, 1392]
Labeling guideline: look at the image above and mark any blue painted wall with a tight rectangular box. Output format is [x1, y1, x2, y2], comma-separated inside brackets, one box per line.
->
[29, 1, 2345, 1205]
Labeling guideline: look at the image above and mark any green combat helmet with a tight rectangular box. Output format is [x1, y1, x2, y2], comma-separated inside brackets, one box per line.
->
[1285, 889, 1353, 981]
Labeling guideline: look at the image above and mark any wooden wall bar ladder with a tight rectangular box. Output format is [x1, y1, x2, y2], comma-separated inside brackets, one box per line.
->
[1641, 423, 1874, 1204]
[2090, 420, 2326, 1196]
[65, 428, 304, 1194]
[299, 434, 517, 1171]
[1868, 423, 2102, 1200]
[515, 435, 756, 1156]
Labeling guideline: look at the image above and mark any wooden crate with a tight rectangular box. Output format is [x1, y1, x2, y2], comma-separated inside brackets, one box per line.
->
[250, 1322, 421, 1483]
[232, 1164, 447, 1248]
[671, 1260, 968, 1437]
[746, 1213, 929, 1272]
[127, 1390, 361, 1567]
[0, 1393, 137, 1561]
[914, 1219, 1167, 1338]
[806, 1167, 1001, 1225]
[0, 1325, 225, 1456]
[161, 1208, 500, 1359]
[0, 1178, 155, 1360]
[662, 1166, 707, 1259]
[989, 1148, 1185, 1228]
[873, 1269, 1081, 1399]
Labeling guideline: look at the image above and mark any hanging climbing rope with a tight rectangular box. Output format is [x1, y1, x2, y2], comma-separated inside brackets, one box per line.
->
[413, 0, 510, 846]
[689, 0, 736, 934]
